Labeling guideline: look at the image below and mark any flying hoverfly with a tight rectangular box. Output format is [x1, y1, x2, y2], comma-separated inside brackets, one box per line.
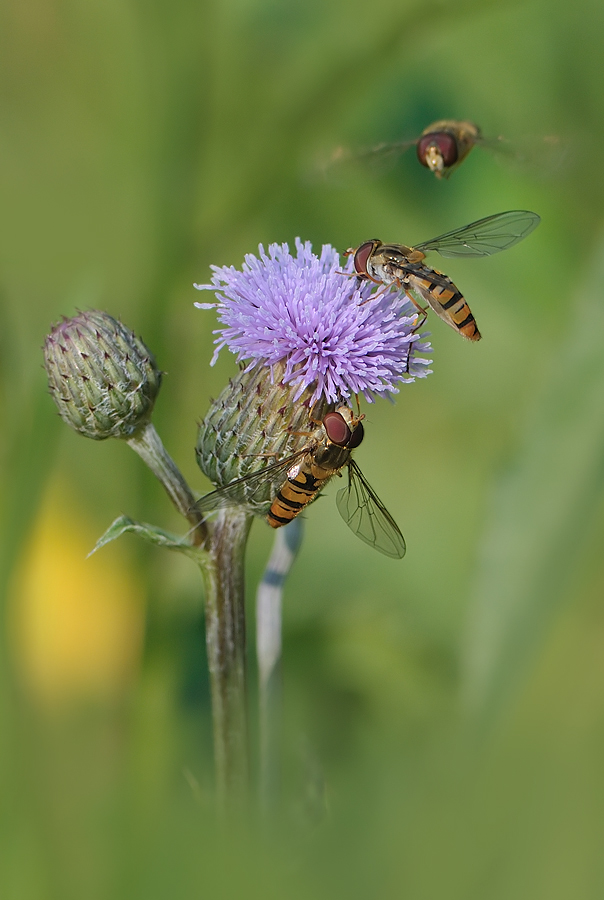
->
[321, 120, 488, 181]
[376, 119, 484, 179]
[322, 119, 564, 181]
[196, 406, 406, 559]
[347, 209, 540, 341]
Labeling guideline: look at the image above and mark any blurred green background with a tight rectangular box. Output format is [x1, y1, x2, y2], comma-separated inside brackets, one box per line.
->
[2, 0, 604, 896]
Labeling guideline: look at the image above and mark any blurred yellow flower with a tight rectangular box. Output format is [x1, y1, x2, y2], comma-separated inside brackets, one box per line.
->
[8, 480, 145, 708]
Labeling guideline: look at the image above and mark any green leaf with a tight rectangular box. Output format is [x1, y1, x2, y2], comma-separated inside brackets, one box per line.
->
[89, 515, 206, 563]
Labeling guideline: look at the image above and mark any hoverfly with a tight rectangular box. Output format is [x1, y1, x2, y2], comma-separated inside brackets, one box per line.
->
[347, 210, 540, 341]
[196, 406, 406, 559]
[378, 119, 483, 179]
[322, 119, 564, 181]
[320, 120, 487, 181]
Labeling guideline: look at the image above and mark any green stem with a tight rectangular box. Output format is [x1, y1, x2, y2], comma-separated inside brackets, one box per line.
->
[201, 508, 252, 815]
[127, 422, 251, 812]
[127, 422, 207, 545]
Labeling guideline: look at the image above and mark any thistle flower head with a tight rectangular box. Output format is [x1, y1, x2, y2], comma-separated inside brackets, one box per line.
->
[44, 310, 161, 440]
[195, 238, 431, 406]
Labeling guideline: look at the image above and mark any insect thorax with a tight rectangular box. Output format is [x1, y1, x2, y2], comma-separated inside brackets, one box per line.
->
[310, 441, 351, 476]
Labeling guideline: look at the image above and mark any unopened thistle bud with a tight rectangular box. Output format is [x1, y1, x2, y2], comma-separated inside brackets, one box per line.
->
[44, 310, 161, 440]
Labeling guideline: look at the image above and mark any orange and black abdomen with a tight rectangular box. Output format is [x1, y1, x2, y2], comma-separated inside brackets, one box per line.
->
[267, 465, 327, 528]
[409, 266, 481, 341]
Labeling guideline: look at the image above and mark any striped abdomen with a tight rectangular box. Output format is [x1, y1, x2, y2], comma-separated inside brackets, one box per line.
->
[406, 264, 481, 341]
[267, 462, 330, 528]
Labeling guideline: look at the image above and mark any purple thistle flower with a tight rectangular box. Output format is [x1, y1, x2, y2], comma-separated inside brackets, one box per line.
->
[195, 238, 432, 406]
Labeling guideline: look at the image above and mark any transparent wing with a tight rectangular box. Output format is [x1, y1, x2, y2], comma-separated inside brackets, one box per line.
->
[196, 449, 309, 514]
[336, 460, 406, 559]
[479, 132, 570, 178]
[415, 210, 541, 258]
[315, 138, 418, 182]
[352, 138, 418, 170]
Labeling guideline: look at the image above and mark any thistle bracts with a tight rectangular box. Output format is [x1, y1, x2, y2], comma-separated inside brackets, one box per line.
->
[196, 361, 321, 515]
[44, 310, 161, 440]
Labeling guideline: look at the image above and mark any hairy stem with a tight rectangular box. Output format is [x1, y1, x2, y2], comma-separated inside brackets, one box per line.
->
[201, 508, 252, 814]
[127, 421, 207, 545]
[128, 423, 251, 812]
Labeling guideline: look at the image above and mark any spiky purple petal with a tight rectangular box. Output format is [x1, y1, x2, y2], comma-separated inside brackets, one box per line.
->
[195, 238, 432, 405]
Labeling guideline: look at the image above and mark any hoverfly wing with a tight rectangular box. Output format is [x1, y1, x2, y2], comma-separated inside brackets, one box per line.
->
[354, 138, 418, 172]
[317, 138, 418, 182]
[336, 459, 406, 559]
[415, 210, 541, 258]
[479, 132, 569, 178]
[196, 449, 309, 514]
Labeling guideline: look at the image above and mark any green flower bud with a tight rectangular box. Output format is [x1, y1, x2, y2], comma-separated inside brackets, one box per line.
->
[196, 361, 329, 514]
[44, 310, 162, 440]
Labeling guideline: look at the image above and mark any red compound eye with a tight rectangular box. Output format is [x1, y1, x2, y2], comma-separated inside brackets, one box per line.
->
[417, 132, 458, 168]
[348, 420, 364, 449]
[323, 411, 351, 447]
[353, 241, 375, 276]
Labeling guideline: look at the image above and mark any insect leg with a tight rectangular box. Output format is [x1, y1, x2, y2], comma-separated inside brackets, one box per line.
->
[359, 284, 394, 306]
[411, 309, 428, 330]
[403, 288, 429, 317]
[404, 311, 428, 374]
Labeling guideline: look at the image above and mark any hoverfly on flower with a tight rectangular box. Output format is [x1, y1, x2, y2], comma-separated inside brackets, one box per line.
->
[196, 405, 406, 559]
[347, 210, 540, 341]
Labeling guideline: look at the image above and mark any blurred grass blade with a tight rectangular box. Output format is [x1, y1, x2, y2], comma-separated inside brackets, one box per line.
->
[462, 234, 604, 722]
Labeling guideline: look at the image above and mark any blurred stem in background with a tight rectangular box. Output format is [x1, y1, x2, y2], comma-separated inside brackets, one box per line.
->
[256, 518, 304, 814]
